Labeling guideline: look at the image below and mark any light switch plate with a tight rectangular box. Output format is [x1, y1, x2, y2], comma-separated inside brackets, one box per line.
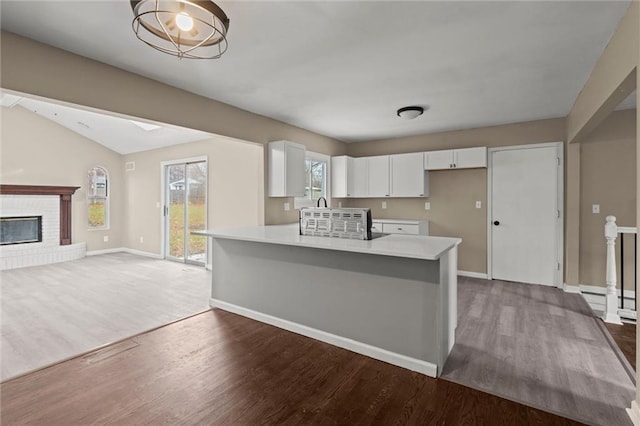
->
[284, 202, 290, 211]
[424, 202, 430, 210]
[382, 201, 387, 209]
[476, 201, 482, 209]
[338, 201, 343, 208]
[592, 204, 600, 214]
[103, 236, 109, 242]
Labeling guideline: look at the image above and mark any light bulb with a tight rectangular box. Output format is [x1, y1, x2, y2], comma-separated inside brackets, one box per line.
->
[175, 12, 194, 31]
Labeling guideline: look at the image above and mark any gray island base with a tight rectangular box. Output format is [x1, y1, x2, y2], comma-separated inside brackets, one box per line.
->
[195, 225, 461, 377]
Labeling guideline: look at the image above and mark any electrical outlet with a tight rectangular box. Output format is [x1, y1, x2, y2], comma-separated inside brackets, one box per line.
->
[139, 236, 144, 243]
[338, 201, 343, 208]
[476, 201, 482, 209]
[284, 202, 290, 211]
[103, 236, 109, 242]
[592, 204, 600, 214]
[424, 202, 430, 210]
[381, 201, 387, 209]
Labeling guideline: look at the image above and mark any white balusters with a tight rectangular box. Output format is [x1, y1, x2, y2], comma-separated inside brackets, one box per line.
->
[603, 215, 622, 324]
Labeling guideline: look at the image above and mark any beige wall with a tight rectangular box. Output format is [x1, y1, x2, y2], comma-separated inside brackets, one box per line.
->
[1, 104, 266, 256]
[123, 136, 264, 255]
[567, 1, 638, 143]
[0, 31, 347, 226]
[345, 118, 566, 274]
[579, 109, 636, 287]
[1, 105, 124, 251]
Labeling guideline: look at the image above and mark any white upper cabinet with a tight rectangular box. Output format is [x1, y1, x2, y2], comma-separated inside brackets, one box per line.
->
[424, 147, 487, 170]
[424, 150, 454, 170]
[267, 141, 306, 197]
[352, 157, 369, 197]
[390, 152, 428, 197]
[367, 155, 390, 197]
[331, 156, 354, 198]
[454, 147, 487, 168]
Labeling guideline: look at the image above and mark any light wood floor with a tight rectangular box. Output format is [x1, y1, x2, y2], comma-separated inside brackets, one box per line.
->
[441, 277, 635, 426]
[0, 309, 582, 425]
[1, 253, 210, 381]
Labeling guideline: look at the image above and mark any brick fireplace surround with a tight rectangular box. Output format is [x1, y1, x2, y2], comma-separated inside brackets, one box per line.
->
[0, 185, 86, 270]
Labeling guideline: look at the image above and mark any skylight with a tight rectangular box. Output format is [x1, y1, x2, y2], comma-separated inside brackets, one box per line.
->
[129, 119, 162, 131]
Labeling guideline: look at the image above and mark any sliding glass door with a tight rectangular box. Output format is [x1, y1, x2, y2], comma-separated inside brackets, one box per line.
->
[164, 160, 207, 264]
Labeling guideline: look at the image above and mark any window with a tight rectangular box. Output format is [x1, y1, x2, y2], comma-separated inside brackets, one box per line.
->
[87, 166, 109, 230]
[295, 152, 330, 209]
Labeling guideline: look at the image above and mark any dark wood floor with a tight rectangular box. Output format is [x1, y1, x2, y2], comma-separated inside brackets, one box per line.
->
[606, 321, 636, 370]
[0, 309, 583, 425]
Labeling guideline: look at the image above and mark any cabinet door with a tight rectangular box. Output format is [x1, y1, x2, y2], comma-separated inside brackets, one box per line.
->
[285, 143, 306, 197]
[390, 153, 426, 197]
[424, 150, 454, 170]
[454, 147, 487, 169]
[367, 156, 390, 197]
[268, 141, 306, 197]
[331, 156, 354, 198]
[352, 157, 369, 197]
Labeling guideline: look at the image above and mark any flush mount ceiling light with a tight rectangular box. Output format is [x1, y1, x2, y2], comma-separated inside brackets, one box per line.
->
[130, 0, 230, 59]
[397, 106, 425, 120]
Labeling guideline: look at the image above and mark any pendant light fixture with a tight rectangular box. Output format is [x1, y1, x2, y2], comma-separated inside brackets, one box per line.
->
[131, 0, 230, 59]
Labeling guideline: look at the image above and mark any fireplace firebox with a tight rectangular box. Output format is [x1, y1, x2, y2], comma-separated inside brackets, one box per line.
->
[0, 216, 43, 245]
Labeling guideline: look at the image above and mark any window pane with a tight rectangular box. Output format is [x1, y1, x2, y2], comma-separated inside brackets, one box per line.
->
[304, 160, 312, 199]
[311, 161, 325, 200]
[88, 199, 106, 228]
[88, 166, 109, 229]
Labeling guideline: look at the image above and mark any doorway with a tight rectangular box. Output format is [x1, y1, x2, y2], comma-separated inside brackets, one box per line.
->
[488, 142, 563, 286]
[163, 158, 208, 265]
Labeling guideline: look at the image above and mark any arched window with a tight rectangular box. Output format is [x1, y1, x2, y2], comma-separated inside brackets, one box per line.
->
[87, 166, 109, 230]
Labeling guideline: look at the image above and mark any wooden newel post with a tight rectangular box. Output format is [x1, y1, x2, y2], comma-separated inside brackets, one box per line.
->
[603, 215, 622, 324]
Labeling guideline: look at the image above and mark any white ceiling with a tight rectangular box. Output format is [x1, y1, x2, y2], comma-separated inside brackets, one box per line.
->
[1, 93, 213, 154]
[0, 1, 633, 143]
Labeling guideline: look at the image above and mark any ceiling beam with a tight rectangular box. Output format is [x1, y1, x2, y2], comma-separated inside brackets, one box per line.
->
[566, 2, 638, 144]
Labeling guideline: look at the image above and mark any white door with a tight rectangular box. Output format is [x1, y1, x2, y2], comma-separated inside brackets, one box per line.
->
[489, 143, 562, 286]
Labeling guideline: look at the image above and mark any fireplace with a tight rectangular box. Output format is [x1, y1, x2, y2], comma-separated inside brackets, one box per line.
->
[0, 216, 43, 245]
[0, 185, 85, 270]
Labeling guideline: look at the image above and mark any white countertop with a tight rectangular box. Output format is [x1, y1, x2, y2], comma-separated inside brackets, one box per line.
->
[194, 224, 460, 261]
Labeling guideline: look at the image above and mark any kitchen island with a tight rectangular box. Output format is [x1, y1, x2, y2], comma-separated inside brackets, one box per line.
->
[195, 225, 461, 377]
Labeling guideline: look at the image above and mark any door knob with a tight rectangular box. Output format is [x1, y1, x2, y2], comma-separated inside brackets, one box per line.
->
[493, 220, 500, 226]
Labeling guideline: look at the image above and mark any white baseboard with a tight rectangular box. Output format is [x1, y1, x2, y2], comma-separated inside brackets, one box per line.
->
[122, 248, 163, 259]
[458, 270, 488, 279]
[563, 284, 581, 294]
[86, 248, 124, 256]
[628, 400, 640, 426]
[580, 284, 635, 299]
[210, 298, 439, 378]
[86, 247, 162, 260]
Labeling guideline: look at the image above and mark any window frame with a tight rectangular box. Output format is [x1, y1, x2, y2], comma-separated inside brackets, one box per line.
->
[294, 151, 331, 209]
[87, 165, 110, 231]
